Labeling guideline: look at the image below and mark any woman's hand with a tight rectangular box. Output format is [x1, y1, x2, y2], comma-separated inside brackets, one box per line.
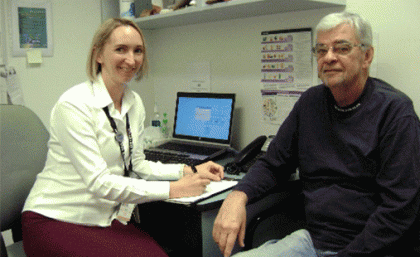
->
[169, 161, 224, 199]
[185, 161, 224, 181]
[169, 173, 211, 198]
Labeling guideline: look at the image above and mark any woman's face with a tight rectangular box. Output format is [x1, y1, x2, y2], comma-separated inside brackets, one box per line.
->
[96, 25, 145, 88]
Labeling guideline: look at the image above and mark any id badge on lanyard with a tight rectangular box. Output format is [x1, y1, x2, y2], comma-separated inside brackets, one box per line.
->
[103, 106, 136, 222]
[117, 203, 136, 222]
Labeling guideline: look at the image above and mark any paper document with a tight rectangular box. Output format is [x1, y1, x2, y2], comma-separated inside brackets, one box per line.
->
[166, 180, 238, 204]
[7, 70, 25, 105]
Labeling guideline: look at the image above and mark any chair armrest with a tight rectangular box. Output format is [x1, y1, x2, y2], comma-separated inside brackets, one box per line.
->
[244, 191, 306, 250]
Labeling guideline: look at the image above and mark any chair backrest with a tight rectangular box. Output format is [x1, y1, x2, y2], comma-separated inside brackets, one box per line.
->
[0, 104, 49, 232]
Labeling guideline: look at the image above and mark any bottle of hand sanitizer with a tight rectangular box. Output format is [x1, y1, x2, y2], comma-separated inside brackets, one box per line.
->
[161, 112, 169, 138]
[152, 102, 161, 127]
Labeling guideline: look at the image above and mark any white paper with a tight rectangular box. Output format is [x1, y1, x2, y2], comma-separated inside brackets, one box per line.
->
[189, 61, 211, 92]
[165, 180, 238, 204]
[7, 70, 25, 105]
[0, 77, 7, 104]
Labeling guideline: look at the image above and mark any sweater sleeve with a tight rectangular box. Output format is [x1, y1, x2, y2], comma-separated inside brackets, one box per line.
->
[234, 103, 300, 202]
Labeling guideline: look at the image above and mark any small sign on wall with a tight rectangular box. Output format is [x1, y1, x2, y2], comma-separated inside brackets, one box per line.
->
[189, 61, 211, 92]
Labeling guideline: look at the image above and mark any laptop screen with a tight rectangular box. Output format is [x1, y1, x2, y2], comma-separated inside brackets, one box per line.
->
[173, 92, 236, 145]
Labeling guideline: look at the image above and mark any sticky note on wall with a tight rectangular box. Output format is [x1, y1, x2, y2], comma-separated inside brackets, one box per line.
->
[27, 49, 43, 64]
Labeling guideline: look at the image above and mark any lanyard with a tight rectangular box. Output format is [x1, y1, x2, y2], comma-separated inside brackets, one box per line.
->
[103, 106, 133, 177]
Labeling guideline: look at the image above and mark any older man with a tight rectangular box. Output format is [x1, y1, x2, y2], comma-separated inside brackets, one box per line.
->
[213, 11, 420, 257]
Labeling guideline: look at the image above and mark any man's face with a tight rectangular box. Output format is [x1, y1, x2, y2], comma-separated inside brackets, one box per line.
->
[316, 23, 371, 90]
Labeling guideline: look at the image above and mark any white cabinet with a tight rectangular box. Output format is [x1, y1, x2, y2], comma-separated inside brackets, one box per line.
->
[133, 0, 346, 30]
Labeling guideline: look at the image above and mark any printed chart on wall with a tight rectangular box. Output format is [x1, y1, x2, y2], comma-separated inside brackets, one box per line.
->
[261, 28, 312, 125]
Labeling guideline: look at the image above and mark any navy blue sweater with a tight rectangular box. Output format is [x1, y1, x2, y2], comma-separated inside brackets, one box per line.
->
[236, 78, 420, 256]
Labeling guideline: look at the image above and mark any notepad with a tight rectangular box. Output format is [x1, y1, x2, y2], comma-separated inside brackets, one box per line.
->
[165, 180, 238, 205]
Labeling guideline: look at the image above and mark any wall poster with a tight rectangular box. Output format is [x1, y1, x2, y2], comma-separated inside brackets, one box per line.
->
[11, 1, 53, 57]
[260, 28, 312, 125]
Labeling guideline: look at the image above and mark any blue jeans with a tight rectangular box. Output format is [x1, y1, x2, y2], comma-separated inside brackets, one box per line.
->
[233, 229, 337, 257]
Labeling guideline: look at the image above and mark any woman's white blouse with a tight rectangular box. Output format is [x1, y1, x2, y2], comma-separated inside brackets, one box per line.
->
[23, 76, 183, 227]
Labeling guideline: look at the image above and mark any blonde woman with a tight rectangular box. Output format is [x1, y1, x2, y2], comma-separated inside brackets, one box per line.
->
[22, 18, 223, 257]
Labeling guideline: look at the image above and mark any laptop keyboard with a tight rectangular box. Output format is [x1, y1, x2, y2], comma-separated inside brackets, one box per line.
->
[156, 142, 221, 156]
[144, 149, 201, 166]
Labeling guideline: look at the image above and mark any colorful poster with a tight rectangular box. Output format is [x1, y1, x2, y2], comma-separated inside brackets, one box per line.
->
[260, 28, 312, 124]
[18, 7, 48, 49]
[11, 1, 53, 57]
[261, 90, 302, 125]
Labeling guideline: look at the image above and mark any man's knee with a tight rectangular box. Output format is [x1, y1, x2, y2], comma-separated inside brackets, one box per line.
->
[233, 229, 317, 257]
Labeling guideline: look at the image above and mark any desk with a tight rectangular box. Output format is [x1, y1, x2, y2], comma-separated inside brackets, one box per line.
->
[138, 179, 302, 257]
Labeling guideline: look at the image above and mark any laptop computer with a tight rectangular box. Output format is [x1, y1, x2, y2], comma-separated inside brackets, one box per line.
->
[146, 92, 236, 163]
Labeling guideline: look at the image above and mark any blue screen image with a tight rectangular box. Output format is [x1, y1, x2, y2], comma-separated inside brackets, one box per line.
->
[174, 97, 233, 140]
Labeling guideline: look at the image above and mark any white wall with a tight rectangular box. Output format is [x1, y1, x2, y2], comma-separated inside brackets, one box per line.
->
[2, 0, 156, 131]
[147, 0, 420, 149]
[346, 0, 420, 117]
[147, 7, 341, 149]
[3, 0, 102, 126]
[3, 0, 420, 150]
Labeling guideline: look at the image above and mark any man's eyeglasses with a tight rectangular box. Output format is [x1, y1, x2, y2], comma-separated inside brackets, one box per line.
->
[312, 42, 366, 58]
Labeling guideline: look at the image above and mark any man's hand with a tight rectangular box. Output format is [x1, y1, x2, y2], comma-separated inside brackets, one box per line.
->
[213, 190, 248, 257]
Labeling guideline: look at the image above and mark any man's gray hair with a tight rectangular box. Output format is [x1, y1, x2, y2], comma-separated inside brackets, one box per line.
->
[316, 11, 373, 48]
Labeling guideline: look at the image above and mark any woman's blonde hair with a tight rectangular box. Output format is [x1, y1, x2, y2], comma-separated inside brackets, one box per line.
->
[86, 18, 149, 82]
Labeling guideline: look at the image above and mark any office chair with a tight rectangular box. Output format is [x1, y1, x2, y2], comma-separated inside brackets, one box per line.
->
[1, 104, 49, 257]
[244, 190, 306, 250]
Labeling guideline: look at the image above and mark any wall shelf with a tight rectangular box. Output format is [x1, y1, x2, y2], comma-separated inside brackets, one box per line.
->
[134, 0, 346, 30]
